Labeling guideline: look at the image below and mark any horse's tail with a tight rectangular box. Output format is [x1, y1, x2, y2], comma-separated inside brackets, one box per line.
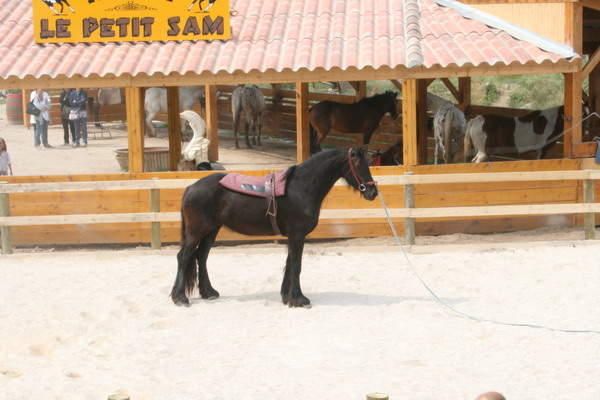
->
[443, 109, 454, 163]
[463, 118, 474, 163]
[179, 187, 198, 299]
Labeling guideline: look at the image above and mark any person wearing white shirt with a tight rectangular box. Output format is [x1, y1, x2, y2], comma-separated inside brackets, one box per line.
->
[32, 89, 52, 150]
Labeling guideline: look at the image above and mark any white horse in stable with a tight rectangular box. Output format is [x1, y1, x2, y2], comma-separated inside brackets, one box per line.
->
[144, 86, 205, 137]
[463, 105, 567, 163]
[426, 92, 467, 164]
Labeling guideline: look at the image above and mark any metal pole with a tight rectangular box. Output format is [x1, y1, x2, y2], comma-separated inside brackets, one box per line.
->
[404, 171, 415, 245]
[0, 182, 12, 255]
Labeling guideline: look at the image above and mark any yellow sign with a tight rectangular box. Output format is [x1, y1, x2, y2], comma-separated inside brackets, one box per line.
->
[33, 0, 231, 43]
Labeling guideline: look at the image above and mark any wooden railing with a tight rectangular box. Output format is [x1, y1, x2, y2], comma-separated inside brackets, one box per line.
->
[1, 169, 598, 254]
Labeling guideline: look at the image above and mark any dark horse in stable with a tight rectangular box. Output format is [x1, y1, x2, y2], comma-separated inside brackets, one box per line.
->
[171, 147, 378, 308]
[309, 91, 399, 153]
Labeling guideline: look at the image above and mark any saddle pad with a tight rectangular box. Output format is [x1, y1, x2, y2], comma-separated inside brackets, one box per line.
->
[219, 169, 289, 198]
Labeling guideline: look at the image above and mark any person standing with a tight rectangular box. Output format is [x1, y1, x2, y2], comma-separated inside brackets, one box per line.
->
[69, 88, 88, 147]
[59, 88, 75, 146]
[0, 137, 12, 176]
[29, 90, 37, 133]
[32, 88, 52, 150]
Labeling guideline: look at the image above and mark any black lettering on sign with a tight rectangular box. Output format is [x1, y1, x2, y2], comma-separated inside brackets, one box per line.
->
[140, 17, 154, 37]
[183, 16, 200, 35]
[56, 19, 71, 39]
[167, 17, 180, 36]
[115, 18, 130, 38]
[203, 16, 224, 35]
[40, 19, 55, 39]
[83, 17, 99, 38]
[100, 18, 115, 38]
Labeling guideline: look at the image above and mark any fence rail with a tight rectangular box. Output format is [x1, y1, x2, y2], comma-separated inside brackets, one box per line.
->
[1, 169, 598, 254]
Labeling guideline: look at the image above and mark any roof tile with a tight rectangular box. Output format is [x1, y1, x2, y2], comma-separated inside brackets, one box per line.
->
[0, 0, 579, 84]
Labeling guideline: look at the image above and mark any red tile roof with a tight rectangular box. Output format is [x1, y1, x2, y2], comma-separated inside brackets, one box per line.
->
[0, 0, 579, 85]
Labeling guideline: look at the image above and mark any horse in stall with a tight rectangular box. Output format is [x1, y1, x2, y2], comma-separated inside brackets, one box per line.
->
[170, 146, 378, 308]
[144, 86, 205, 138]
[370, 140, 403, 166]
[464, 105, 569, 163]
[426, 92, 467, 164]
[309, 91, 399, 154]
[231, 85, 266, 149]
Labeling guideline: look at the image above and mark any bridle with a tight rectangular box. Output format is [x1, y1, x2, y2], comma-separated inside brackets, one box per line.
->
[346, 148, 376, 192]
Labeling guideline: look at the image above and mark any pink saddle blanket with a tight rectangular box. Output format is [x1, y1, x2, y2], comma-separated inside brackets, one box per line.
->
[219, 169, 289, 198]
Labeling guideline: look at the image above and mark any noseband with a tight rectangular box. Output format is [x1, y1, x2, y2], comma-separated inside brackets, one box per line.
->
[346, 148, 376, 192]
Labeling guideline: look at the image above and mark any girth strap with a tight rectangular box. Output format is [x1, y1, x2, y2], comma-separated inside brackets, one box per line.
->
[265, 172, 282, 236]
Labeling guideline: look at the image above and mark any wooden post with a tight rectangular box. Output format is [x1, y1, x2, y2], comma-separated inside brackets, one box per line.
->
[404, 171, 415, 245]
[0, 182, 12, 255]
[205, 85, 219, 162]
[166, 86, 182, 171]
[366, 393, 389, 400]
[125, 87, 145, 174]
[296, 82, 310, 162]
[564, 72, 583, 158]
[584, 178, 595, 240]
[417, 79, 428, 165]
[402, 79, 419, 166]
[150, 178, 161, 250]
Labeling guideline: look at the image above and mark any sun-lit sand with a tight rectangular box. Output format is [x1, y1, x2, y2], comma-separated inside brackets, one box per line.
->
[1, 236, 600, 400]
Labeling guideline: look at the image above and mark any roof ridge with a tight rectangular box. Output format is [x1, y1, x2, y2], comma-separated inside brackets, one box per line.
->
[430, 0, 577, 59]
[404, 0, 423, 68]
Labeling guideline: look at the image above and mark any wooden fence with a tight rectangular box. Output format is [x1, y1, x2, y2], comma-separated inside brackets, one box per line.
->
[1, 169, 598, 254]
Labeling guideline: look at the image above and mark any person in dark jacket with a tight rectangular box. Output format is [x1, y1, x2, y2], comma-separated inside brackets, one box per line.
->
[59, 88, 75, 146]
[68, 88, 88, 147]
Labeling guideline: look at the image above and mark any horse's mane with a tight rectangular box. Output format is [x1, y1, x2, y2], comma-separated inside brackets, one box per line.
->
[360, 90, 396, 106]
[284, 147, 348, 182]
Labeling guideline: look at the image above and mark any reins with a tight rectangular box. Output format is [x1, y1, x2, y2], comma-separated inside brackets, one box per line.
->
[375, 184, 600, 334]
[346, 148, 376, 192]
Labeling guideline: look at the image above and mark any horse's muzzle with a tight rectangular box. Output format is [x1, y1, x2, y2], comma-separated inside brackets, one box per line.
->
[361, 184, 378, 201]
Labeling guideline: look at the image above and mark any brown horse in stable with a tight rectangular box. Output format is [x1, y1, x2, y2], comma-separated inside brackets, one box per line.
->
[309, 91, 399, 153]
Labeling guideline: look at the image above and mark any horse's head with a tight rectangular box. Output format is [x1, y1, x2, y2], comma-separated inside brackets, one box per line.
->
[385, 91, 399, 120]
[344, 146, 378, 201]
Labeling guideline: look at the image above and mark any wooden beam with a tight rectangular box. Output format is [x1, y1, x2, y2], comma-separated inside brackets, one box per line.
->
[417, 80, 428, 165]
[166, 86, 181, 171]
[572, 141, 597, 158]
[205, 85, 219, 162]
[391, 79, 403, 92]
[402, 79, 419, 166]
[354, 81, 367, 99]
[441, 78, 460, 102]
[296, 82, 310, 162]
[583, 46, 600, 79]
[125, 87, 144, 174]
[582, 0, 600, 12]
[564, 72, 583, 158]
[565, 2, 583, 55]
[458, 77, 471, 112]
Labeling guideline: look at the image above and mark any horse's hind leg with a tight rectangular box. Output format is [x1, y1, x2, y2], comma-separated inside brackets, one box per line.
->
[195, 226, 221, 299]
[244, 120, 253, 148]
[256, 115, 262, 146]
[171, 233, 203, 306]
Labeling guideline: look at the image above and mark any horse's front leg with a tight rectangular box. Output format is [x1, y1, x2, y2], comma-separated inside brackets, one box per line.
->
[256, 117, 262, 146]
[282, 236, 311, 308]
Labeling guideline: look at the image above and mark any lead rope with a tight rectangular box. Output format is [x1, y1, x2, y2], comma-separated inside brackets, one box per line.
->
[376, 184, 600, 334]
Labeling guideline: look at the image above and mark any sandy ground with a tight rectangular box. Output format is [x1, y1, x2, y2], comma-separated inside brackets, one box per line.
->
[1, 240, 600, 400]
[2, 103, 600, 400]
[0, 103, 297, 175]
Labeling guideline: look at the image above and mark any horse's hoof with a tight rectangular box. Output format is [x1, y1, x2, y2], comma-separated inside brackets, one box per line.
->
[287, 297, 311, 308]
[172, 297, 190, 307]
[200, 289, 220, 300]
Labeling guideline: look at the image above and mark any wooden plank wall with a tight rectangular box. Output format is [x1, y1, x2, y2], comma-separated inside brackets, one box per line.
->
[2, 158, 592, 247]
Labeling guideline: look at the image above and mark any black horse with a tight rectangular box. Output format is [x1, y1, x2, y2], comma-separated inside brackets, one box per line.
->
[309, 91, 399, 154]
[171, 146, 378, 308]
